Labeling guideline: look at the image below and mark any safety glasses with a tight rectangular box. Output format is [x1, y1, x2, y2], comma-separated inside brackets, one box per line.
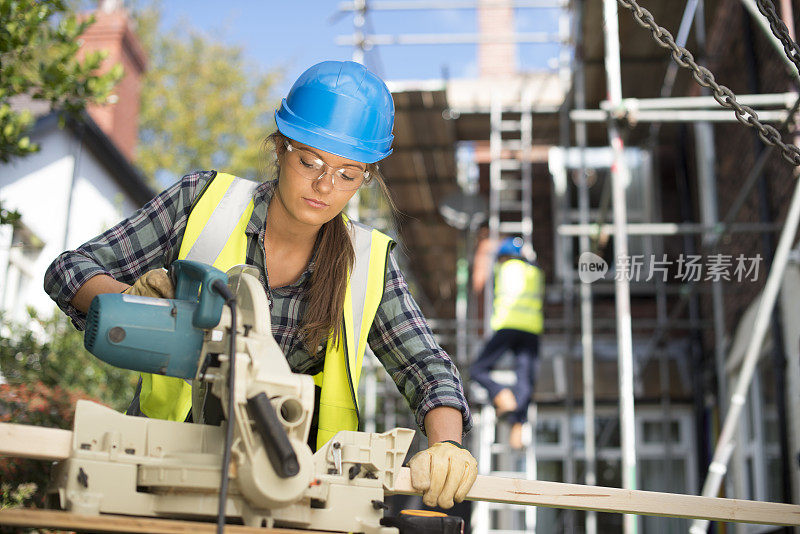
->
[284, 142, 369, 191]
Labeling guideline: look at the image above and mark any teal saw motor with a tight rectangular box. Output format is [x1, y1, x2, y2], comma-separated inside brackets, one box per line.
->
[83, 260, 229, 379]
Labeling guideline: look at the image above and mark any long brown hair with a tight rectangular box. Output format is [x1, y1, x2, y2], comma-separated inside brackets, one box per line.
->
[265, 131, 394, 355]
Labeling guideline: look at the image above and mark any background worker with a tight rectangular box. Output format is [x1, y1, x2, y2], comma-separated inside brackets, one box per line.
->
[470, 236, 544, 449]
[44, 60, 476, 509]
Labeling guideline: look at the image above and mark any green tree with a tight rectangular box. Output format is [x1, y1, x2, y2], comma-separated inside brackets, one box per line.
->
[0, 0, 123, 224]
[134, 6, 280, 184]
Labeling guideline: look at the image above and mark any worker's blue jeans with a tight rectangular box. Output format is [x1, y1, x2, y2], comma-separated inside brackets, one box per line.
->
[470, 328, 539, 423]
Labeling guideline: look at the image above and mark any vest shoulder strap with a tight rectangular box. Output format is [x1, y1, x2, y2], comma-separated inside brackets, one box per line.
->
[179, 172, 259, 265]
[345, 219, 394, 354]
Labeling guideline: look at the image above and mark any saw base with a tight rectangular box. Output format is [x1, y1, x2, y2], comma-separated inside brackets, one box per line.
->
[47, 400, 414, 534]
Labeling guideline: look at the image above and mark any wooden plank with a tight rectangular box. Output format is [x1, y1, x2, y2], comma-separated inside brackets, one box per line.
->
[0, 509, 325, 534]
[4, 422, 799, 526]
[389, 468, 800, 526]
[0, 423, 71, 461]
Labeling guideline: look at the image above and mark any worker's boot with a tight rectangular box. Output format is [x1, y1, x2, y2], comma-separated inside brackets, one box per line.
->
[492, 388, 517, 416]
[509, 422, 524, 450]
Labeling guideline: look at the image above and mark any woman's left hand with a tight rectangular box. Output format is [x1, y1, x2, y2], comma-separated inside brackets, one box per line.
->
[407, 440, 478, 509]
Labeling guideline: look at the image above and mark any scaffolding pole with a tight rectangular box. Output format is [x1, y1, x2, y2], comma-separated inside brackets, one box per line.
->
[558, 222, 779, 236]
[571, 109, 791, 122]
[336, 32, 562, 46]
[337, 0, 567, 9]
[646, 0, 702, 145]
[689, 177, 800, 533]
[738, 0, 800, 81]
[347, 0, 367, 220]
[603, 2, 638, 533]
[779, 0, 800, 509]
[603, 92, 799, 111]
[572, 1, 596, 531]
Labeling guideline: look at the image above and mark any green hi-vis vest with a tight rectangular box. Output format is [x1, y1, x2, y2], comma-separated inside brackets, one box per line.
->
[138, 173, 394, 451]
[490, 258, 545, 335]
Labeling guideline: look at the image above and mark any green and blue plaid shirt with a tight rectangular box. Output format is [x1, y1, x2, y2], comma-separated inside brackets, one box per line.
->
[44, 171, 471, 436]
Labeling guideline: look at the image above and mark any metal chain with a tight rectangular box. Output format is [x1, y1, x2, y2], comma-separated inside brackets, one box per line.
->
[617, 0, 800, 167]
[755, 0, 800, 76]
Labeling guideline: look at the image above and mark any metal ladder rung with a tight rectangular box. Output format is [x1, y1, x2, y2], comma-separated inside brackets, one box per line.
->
[500, 120, 522, 131]
[498, 221, 527, 233]
[496, 180, 525, 191]
[500, 140, 523, 150]
[499, 201, 526, 211]
[498, 160, 522, 170]
[497, 105, 530, 113]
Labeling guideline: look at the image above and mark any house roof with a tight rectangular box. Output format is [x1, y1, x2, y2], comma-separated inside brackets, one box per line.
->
[379, 88, 462, 320]
[22, 101, 155, 206]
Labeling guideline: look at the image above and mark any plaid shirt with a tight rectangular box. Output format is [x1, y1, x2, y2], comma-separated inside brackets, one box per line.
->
[44, 171, 471, 436]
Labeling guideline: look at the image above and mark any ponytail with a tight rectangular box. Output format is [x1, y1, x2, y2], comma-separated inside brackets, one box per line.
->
[301, 213, 354, 353]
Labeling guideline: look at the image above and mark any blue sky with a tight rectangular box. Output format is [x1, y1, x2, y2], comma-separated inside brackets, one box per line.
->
[158, 1, 563, 95]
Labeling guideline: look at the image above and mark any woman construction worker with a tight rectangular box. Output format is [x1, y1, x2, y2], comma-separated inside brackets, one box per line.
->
[470, 236, 544, 450]
[44, 60, 477, 510]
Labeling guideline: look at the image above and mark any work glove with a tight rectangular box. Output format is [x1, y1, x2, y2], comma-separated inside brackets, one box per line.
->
[408, 440, 478, 509]
[123, 269, 174, 299]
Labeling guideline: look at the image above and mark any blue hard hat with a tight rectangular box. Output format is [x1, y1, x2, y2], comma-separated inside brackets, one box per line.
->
[275, 61, 395, 164]
[498, 237, 524, 257]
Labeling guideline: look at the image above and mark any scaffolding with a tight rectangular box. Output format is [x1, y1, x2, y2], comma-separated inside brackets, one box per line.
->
[339, 0, 800, 533]
[572, 2, 800, 533]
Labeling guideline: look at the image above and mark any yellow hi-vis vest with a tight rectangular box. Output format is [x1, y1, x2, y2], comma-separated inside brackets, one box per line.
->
[490, 258, 544, 335]
[138, 173, 394, 452]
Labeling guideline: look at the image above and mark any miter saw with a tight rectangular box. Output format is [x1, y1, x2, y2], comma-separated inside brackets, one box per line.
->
[46, 260, 463, 534]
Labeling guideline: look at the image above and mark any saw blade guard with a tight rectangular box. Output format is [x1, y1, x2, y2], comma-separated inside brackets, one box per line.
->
[203, 265, 317, 508]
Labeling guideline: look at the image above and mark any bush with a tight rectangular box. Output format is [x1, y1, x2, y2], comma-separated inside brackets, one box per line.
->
[0, 310, 137, 410]
[0, 382, 98, 510]
[0, 310, 138, 510]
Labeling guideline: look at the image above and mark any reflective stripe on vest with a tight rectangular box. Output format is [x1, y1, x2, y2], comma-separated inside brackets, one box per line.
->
[313, 219, 392, 450]
[490, 258, 544, 335]
[138, 173, 258, 421]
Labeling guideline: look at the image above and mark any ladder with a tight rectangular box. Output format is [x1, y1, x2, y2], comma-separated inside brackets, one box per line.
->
[486, 92, 535, 278]
[472, 383, 538, 534]
[472, 91, 537, 534]
[483, 90, 536, 337]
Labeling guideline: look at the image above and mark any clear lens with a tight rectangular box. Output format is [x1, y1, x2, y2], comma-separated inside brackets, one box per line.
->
[285, 143, 367, 191]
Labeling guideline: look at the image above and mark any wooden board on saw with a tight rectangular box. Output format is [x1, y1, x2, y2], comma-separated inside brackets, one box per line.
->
[0, 509, 334, 534]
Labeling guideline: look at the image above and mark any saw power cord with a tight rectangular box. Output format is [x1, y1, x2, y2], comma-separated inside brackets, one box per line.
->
[211, 279, 236, 534]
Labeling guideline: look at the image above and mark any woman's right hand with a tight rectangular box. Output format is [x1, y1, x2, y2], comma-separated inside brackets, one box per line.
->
[123, 269, 174, 299]
[70, 270, 174, 314]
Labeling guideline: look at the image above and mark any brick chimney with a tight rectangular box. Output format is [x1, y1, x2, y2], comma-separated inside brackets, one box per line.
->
[478, 0, 518, 78]
[77, 0, 147, 161]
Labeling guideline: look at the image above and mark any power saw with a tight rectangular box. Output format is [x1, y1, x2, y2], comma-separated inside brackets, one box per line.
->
[48, 260, 462, 534]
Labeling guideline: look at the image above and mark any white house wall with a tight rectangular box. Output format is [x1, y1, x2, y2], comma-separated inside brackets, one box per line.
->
[67, 142, 138, 250]
[0, 127, 145, 321]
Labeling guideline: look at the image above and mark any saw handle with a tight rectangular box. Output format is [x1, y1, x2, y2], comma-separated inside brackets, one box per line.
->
[171, 260, 228, 329]
[246, 393, 300, 478]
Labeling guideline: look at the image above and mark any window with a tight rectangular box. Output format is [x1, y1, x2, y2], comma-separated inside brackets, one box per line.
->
[548, 147, 657, 284]
[0, 222, 44, 322]
[527, 407, 696, 533]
